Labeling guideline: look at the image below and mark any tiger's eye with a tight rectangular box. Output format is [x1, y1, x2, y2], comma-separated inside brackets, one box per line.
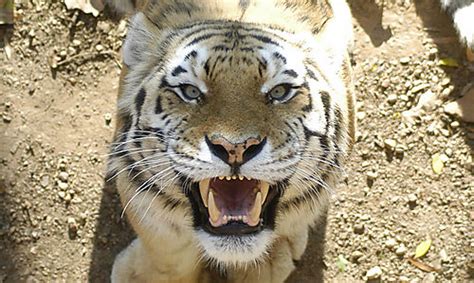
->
[184, 85, 202, 99]
[269, 84, 289, 100]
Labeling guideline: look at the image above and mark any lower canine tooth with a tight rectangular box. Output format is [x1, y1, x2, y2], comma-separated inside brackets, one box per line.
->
[208, 192, 220, 225]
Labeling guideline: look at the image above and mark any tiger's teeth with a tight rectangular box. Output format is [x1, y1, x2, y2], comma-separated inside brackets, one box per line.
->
[226, 176, 232, 181]
[208, 191, 220, 225]
[232, 175, 237, 180]
[248, 192, 262, 226]
[218, 176, 225, 180]
[260, 182, 269, 205]
[238, 175, 244, 180]
[246, 176, 252, 180]
[199, 179, 210, 207]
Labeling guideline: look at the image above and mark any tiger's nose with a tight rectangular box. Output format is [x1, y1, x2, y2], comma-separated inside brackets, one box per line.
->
[205, 135, 267, 166]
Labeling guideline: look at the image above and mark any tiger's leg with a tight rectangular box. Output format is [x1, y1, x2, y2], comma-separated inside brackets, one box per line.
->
[111, 237, 210, 283]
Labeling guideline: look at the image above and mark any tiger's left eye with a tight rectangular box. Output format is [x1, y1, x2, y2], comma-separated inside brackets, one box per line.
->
[268, 84, 291, 101]
[183, 85, 202, 99]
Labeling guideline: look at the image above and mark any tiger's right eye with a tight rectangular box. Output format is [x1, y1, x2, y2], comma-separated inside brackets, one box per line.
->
[181, 84, 203, 100]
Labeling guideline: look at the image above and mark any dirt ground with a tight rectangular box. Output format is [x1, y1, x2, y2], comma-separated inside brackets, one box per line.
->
[0, 0, 473, 282]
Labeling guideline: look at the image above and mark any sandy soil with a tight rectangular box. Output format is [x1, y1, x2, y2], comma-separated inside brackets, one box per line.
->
[0, 0, 472, 282]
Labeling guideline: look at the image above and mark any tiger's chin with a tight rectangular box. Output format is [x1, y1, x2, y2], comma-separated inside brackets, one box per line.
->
[187, 176, 282, 265]
[196, 229, 275, 266]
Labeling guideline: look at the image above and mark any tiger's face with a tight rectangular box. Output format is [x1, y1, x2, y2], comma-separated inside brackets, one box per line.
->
[112, 13, 353, 267]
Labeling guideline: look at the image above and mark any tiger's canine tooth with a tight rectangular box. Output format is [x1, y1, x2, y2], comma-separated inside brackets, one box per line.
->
[199, 179, 210, 207]
[225, 176, 232, 181]
[248, 192, 262, 226]
[218, 176, 225, 180]
[260, 182, 270, 205]
[238, 175, 244, 180]
[208, 191, 220, 225]
[231, 175, 237, 180]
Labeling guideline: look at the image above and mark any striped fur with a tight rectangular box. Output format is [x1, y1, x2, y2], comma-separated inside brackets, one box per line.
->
[108, 1, 354, 282]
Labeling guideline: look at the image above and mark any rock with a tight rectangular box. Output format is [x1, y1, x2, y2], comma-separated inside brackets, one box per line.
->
[439, 249, 450, 263]
[104, 113, 112, 125]
[367, 171, 378, 181]
[67, 217, 78, 237]
[351, 250, 364, 262]
[357, 111, 367, 120]
[366, 266, 382, 280]
[422, 273, 436, 283]
[443, 85, 474, 122]
[72, 39, 81, 47]
[387, 94, 397, 105]
[407, 194, 417, 207]
[385, 238, 397, 249]
[395, 244, 407, 256]
[58, 181, 68, 190]
[58, 172, 69, 182]
[381, 79, 390, 89]
[95, 44, 104, 52]
[353, 223, 365, 234]
[400, 57, 410, 64]
[384, 139, 397, 151]
[40, 175, 49, 188]
[58, 191, 65, 199]
[399, 276, 410, 283]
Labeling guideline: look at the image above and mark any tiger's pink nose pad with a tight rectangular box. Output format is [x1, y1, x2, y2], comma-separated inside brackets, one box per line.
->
[205, 136, 267, 166]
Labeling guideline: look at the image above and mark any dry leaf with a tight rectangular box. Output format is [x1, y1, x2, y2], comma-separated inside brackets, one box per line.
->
[336, 255, 349, 272]
[407, 257, 440, 273]
[438, 58, 459, 67]
[431, 154, 444, 174]
[64, 0, 104, 17]
[415, 239, 432, 258]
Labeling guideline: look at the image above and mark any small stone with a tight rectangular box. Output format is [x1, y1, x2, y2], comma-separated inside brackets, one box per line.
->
[400, 276, 410, 283]
[366, 266, 382, 280]
[381, 79, 390, 89]
[439, 249, 449, 263]
[95, 44, 104, 52]
[2, 114, 12, 123]
[395, 244, 407, 256]
[385, 238, 397, 249]
[366, 171, 378, 181]
[422, 273, 436, 283]
[357, 111, 367, 120]
[58, 172, 69, 182]
[58, 181, 68, 190]
[351, 250, 364, 262]
[104, 113, 112, 125]
[408, 194, 417, 204]
[450, 121, 459, 128]
[67, 217, 78, 237]
[387, 94, 397, 105]
[395, 144, 407, 155]
[40, 175, 49, 188]
[353, 223, 365, 234]
[58, 191, 65, 199]
[441, 78, 450, 86]
[384, 139, 397, 151]
[72, 39, 81, 47]
[443, 149, 453, 158]
[400, 57, 410, 64]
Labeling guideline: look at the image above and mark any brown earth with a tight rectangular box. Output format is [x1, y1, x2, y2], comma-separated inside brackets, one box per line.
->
[0, 0, 472, 282]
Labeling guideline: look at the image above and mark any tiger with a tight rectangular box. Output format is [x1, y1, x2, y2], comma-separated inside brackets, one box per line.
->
[106, 0, 355, 282]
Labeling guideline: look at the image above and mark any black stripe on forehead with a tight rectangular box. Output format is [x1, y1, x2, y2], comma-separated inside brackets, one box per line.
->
[273, 52, 287, 64]
[171, 66, 187, 76]
[135, 88, 146, 117]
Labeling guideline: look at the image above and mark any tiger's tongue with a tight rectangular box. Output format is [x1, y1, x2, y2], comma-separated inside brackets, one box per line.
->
[207, 178, 262, 227]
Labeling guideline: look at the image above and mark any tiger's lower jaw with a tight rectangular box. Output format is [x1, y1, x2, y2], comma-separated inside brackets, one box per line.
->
[187, 178, 282, 265]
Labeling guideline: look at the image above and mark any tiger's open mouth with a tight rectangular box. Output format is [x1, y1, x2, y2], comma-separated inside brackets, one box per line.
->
[189, 176, 280, 235]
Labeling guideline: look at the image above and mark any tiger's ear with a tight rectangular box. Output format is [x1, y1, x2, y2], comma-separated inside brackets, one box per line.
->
[122, 12, 159, 68]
